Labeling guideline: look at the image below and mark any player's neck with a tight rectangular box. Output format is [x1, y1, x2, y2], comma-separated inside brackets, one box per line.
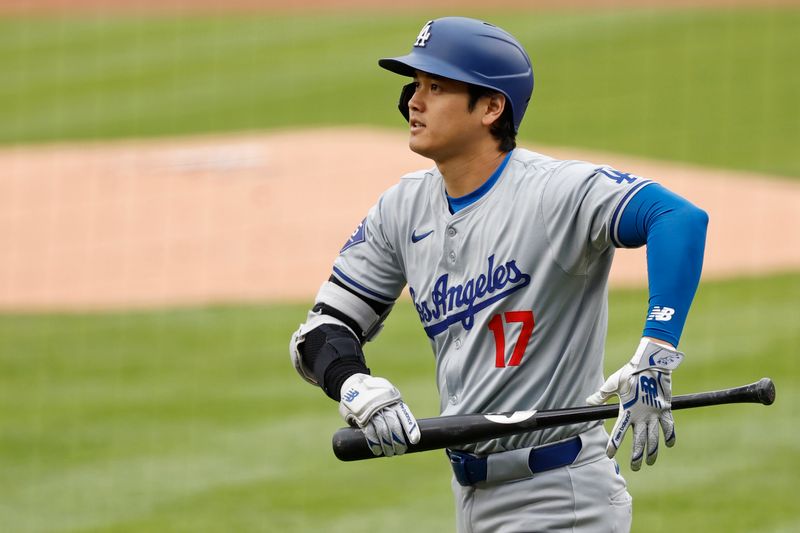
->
[437, 145, 508, 198]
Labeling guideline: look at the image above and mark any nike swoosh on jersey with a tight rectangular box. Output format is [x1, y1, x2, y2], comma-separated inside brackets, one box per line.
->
[411, 229, 434, 243]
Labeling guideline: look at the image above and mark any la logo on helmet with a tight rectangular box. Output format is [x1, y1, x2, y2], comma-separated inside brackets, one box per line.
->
[414, 20, 433, 47]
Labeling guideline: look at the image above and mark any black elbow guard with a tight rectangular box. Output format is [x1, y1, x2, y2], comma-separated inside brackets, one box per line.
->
[301, 324, 370, 401]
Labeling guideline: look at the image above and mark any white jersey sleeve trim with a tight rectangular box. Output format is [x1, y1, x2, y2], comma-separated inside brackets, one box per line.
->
[610, 179, 655, 248]
[332, 266, 396, 305]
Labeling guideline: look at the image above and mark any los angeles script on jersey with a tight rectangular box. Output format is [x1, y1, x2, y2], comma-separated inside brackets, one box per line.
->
[409, 254, 531, 338]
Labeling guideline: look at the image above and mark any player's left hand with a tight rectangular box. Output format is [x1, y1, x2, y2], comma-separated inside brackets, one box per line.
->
[338, 373, 421, 457]
[586, 338, 684, 471]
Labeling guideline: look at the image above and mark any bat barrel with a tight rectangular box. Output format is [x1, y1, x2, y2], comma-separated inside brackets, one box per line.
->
[332, 429, 373, 461]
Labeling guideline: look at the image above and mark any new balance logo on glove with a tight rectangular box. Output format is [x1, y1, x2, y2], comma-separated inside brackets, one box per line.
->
[343, 389, 360, 403]
[639, 375, 661, 408]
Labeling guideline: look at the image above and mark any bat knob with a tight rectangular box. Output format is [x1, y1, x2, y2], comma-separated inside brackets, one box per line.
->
[756, 378, 776, 406]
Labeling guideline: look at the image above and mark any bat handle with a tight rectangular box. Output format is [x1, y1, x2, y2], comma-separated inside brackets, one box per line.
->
[671, 377, 775, 410]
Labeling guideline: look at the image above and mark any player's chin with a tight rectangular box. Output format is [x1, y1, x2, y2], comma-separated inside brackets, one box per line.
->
[408, 135, 435, 159]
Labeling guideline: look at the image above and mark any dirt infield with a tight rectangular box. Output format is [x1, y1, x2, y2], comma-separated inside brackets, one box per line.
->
[1, 127, 798, 311]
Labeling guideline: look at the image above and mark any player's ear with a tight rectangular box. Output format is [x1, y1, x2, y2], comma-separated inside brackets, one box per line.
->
[481, 94, 506, 128]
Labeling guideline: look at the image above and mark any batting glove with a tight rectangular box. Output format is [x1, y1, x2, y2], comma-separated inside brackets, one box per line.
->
[338, 373, 421, 457]
[586, 339, 684, 471]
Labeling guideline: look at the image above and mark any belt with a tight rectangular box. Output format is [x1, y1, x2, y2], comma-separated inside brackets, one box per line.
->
[447, 436, 583, 487]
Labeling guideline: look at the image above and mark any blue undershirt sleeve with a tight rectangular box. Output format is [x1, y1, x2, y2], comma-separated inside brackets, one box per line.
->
[617, 183, 709, 347]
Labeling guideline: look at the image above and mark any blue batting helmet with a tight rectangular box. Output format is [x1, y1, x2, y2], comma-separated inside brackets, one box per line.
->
[378, 17, 534, 132]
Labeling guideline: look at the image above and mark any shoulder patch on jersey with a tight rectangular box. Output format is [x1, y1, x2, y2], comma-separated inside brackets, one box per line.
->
[340, 218, 367, 253]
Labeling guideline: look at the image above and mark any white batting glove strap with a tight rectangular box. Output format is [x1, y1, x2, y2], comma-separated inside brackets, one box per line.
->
[632, 338, 684, 373]
[339, 373, 401, 426]
[338, 373, 421, 457]
[586, 339, 684, 471]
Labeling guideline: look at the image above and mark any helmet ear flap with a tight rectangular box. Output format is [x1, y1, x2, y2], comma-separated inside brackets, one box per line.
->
[398, 82, 415, 122]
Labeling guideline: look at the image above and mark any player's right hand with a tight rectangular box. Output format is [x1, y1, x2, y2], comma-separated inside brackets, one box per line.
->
[338, 373, 421, 457]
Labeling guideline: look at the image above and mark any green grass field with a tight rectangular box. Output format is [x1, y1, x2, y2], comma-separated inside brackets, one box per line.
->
[1, 7, 799, 532]
[1, 273, 798, 532]
[0, 9, 798, 177]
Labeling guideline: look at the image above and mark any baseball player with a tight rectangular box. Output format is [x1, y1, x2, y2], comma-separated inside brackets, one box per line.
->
[290, 17, 708, 532]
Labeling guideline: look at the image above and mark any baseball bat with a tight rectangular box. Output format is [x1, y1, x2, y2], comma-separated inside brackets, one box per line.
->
[332, 377, 775, 461]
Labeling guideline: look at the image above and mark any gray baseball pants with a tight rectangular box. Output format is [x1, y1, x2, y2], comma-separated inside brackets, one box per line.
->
[451, 426, 632, 533]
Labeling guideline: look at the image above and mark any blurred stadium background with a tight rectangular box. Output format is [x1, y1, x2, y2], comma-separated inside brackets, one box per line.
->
[0, 2, 798, 532]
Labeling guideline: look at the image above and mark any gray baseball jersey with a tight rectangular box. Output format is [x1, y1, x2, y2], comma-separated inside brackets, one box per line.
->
[333, 147, 652, 454]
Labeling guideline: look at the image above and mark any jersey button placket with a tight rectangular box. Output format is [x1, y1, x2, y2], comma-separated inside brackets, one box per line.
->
[446, 225, 458, 263]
